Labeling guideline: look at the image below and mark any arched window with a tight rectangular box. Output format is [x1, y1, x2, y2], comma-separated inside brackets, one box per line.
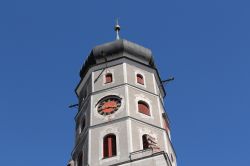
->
[138, 101, 150, 116]
[103, 134, 117, 158]
[77, 152, 83, 166]
[136, 74, 144, 85]
[142, 134, 159, 151]
[105, 73, 113, 83]
[142, 134, 149, 150]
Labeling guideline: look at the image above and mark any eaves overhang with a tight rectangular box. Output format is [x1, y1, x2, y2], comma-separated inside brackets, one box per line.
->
[76, 39, 166, 98]
[79, 39, 156, 79]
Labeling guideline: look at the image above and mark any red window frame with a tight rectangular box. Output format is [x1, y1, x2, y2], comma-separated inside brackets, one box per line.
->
[103, 134, 117, 158]
[136, 74, 144, 85]
[138, 101, 150, 116]
[105, 73, 113, 84]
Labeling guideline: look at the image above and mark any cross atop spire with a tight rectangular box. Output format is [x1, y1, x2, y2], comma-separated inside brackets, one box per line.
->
[114, 19, 121, 40]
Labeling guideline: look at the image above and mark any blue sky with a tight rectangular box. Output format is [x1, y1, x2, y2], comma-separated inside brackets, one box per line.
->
[0, 0, 250, 165]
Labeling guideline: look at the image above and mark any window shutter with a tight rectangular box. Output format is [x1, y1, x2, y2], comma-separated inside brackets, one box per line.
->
[108, 137, 113, 157]
[103, 134, 117, 158]
[103, 138, 109, 157]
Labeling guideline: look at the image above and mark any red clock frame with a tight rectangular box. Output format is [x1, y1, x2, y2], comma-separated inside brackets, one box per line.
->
[97, 96, 122, 115]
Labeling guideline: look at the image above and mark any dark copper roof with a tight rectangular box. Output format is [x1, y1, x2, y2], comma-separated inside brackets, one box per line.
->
[80, 39, 156, 78]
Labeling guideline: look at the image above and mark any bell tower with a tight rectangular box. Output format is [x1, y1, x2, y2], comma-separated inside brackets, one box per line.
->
[67, 25, 177, 166]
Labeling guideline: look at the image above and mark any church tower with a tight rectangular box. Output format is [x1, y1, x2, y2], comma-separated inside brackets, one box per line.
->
[67, 25, 177, 166]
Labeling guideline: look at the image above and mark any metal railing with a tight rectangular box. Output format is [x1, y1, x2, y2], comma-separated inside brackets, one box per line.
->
[129, 148, 154, 161]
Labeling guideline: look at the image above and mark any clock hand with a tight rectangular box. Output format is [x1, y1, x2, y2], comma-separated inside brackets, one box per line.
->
[102, 106, 117, 109]
[97, 106, 116, 112]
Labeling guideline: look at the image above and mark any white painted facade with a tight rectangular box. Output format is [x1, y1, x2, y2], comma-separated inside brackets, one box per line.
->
[68, 40, 177, 166]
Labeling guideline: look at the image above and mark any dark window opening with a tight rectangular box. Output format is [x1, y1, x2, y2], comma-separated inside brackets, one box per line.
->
[136, 74, 144, 85]
[142, 134, 149, 149]
[103, 134, 117, 158]
[105, 73, 113, 83]
[138, 101, 150, 116]
[77, 152, 83, 166]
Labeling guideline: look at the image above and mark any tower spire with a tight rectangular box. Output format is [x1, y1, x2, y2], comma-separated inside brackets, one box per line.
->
[114, 19, 121, 40]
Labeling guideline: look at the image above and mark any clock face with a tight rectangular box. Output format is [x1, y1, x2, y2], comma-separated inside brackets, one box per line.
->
[97, 96, 121, 116]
